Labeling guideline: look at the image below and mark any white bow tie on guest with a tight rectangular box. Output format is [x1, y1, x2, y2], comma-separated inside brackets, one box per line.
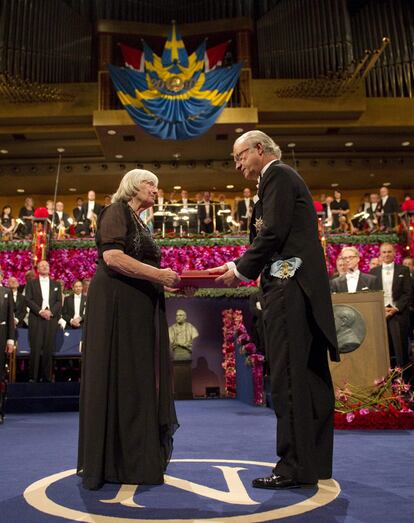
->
[346, 272, 358, 279]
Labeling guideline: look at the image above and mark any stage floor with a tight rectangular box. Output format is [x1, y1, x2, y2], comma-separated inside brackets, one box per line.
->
[0, 399, 412, 522]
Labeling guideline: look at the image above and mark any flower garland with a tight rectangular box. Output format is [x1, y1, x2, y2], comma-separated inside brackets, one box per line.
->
[221, 308, 265, 405]
[334, 367, 414, 430]
[221, 309, 236, 398]
[47, 233, 400, 250]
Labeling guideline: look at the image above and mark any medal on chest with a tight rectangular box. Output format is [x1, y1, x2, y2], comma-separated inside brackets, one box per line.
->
[254, 216, 264, 233]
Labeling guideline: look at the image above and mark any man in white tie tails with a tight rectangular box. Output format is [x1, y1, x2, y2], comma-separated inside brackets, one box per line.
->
[370, 243, 412, 366]
[330, 247, 377, 293]
[25, 261, 62, 382]
[62, 280, 86, 329]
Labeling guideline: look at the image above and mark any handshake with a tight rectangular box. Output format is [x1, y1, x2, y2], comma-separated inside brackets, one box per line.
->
[158, 264, 241, 289]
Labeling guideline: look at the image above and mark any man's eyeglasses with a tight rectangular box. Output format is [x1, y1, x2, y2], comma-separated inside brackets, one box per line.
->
[233, 147, 252, 163]
[341, 255, 358, 261]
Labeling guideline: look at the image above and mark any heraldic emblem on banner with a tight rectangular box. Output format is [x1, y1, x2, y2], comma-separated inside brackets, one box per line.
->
[108, 23, 242, 140]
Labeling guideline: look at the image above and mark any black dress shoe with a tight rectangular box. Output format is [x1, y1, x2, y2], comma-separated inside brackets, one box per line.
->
[252, 474, 316, 490]
[0, 414, 4, 425]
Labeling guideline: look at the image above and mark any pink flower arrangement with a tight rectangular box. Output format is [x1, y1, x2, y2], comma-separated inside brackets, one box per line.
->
[0, 250, 33, 284]
[1, 239, 404, 288]
[335, 367, 414, 429]
[222, 308, 265, 406]
[48, 248, 97, 288]
[221, 309, 237, 398]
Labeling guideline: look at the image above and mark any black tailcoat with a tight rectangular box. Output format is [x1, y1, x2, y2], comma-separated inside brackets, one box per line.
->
[379, 196, 399, 228]
[12, 291, 27, 327]
[25, 278, 62, 381]
[197, 202, 214, 233]
[236, 160, 339, 483]
[62, 293, 86, 326]
[370, 264, 411, 364]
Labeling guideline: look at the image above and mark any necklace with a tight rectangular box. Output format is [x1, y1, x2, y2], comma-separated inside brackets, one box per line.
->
[127, 204, 149, 231]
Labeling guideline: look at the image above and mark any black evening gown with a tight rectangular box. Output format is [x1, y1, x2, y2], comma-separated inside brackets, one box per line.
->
[77, 202, 178, 490]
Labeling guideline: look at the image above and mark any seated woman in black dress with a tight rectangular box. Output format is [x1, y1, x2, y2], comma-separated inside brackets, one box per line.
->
[0, 205, 16, 239]
[77, 169, 180, 490]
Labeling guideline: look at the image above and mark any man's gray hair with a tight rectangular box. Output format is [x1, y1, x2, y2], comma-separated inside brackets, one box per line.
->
[234, 130, 282, 159]
[112, 169, 158, 203]
[340, 246, 360, 259]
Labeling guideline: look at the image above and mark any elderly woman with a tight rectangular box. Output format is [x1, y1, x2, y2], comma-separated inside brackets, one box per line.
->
[77, 169, 180, 490]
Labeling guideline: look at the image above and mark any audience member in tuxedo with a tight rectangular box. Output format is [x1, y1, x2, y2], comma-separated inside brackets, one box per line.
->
[80, 190, 103, 236]
[379, 186, 399, 230]
[0, 269, 15, 424]
[18, 197, 35, 237]
[7, 276, 27, 328]
[236, 188, 254, 231]
[62, 280, 86, 329]
[402, 256, 414, 343]
[52, 201, 71, 233]
[82, 279, 90, 296]
[370, 243, 412, 367]
[25, 260, 62, 382]
[215, 194, 231, 233]
[198, 191, 214, 234]
[330, 190, 350, 230]
[104, 195, 112, 207]
[73, 197, 84, 220]
[330, 247, 377, 293]
[369, 257, 381, 270]
[72, 197, 85, 234]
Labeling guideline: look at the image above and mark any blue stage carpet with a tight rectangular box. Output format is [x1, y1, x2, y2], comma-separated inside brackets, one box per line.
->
[0, 399, 413, 522]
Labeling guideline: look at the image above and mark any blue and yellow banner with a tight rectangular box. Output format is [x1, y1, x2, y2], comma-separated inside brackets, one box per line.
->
[109, 23, 242, 140]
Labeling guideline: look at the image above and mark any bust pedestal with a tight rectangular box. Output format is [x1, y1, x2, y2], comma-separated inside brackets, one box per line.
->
[173, 360, 193, 400]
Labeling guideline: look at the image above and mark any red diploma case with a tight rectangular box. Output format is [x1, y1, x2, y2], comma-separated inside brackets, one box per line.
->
[179, 270, 225, 288]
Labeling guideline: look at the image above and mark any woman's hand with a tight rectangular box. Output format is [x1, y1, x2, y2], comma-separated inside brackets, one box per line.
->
[159, 268, 181, 287]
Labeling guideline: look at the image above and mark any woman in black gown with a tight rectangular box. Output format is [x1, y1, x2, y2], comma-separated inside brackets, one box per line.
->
[77, 169, 180, 490]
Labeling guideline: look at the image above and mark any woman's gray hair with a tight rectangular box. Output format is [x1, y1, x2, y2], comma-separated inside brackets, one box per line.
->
[112, 169, 158, 203]
[234, 130, 282, 159]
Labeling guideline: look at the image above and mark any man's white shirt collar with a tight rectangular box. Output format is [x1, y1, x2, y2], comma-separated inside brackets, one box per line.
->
[346, 269, 360, 279]
[382, 262, 394, 269]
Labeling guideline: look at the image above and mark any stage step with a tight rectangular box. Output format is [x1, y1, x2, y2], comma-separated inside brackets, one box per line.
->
[6, 382, 80, 413]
